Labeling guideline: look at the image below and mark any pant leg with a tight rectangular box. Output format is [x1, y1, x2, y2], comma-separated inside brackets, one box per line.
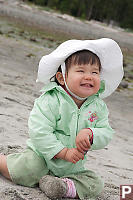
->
[7, 148, 49, 187]
[62, 170, 104, 200]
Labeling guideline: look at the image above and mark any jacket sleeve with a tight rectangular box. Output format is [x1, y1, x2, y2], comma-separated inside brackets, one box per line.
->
[28, 94, 65, 160]
[90, 101, 115, 150]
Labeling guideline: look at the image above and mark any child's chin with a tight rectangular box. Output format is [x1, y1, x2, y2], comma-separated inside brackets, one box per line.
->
[79, 94, 90, 98]
[81, 93, 94, 98]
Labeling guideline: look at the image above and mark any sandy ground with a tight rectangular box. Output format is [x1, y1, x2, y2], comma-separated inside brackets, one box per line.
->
[0, 0, 133, 200]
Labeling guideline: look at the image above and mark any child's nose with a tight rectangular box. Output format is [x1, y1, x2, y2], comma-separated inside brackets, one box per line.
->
[84, 73, 92, 80]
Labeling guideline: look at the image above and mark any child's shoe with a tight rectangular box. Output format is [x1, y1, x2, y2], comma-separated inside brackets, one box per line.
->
[39, 175, 77, 199]
[39, 175, 67, 199]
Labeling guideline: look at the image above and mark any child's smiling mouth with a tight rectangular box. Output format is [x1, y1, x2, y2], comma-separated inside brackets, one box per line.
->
[80, 83, 94, 88]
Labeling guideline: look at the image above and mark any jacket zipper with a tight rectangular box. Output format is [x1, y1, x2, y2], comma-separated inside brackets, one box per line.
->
[76, 109, 81, 135]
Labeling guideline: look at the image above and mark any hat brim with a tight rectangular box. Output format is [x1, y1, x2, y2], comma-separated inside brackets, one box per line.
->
[37, 38, 123, 98]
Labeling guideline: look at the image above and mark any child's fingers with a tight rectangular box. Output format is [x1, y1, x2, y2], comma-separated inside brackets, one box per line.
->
[80, 140, 90, 150]
[84, 138, 91, 148]
[77, 143, 86, 152]
[81, 140, 89, 148]
[72, 154, 81, 164]
[77, 146, 85, 154]
[77, 151, 84, 160]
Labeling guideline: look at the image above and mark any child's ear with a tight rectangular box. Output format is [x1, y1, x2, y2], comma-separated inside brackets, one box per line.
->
[56, 72, 65, 85]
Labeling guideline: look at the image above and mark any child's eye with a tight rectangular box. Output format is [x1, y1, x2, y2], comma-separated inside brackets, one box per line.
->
[77, 70, 84, 73]
[92, 71, 99, 74]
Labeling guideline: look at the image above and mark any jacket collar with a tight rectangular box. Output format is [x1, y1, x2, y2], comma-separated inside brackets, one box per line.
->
[40, 81, 105, 105]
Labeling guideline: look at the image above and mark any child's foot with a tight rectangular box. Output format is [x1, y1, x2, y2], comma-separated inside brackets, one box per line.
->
[39, 175, 67, 199]
[39, 175, 77, 199]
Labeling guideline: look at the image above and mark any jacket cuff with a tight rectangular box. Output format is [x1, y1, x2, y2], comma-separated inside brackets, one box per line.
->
[88, 128, 93, 145]
[45, 144, 65, 160]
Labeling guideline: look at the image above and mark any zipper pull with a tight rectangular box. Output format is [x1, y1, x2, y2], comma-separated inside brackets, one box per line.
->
[77, 109, 80, 116]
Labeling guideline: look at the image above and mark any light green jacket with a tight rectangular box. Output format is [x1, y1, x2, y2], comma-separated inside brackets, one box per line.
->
[27, 82, 115, 177]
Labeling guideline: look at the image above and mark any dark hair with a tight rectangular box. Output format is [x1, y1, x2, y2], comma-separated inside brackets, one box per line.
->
[54, 50, 101, 85]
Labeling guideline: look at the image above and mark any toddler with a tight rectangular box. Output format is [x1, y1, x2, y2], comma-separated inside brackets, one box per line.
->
[0, 38, 123, 199]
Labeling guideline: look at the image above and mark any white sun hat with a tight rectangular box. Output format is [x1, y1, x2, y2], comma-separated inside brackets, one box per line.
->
[37, 38, 123, 98]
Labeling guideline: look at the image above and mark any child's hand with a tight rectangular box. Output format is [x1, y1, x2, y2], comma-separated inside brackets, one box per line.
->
[64, 148, 84, 164]
[76, 129, 92, 154]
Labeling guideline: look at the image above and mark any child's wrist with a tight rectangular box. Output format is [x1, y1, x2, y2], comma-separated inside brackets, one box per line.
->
[63, 148, 69, 160]
[54, 147, 68, 160]
[85, 128, 93, 145]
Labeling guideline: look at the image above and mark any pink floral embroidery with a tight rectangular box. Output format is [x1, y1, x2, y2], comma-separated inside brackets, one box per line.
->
[88, 112, 98, 123]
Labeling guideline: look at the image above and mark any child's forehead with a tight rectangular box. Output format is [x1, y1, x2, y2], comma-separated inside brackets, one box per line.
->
[76, 63, 99, 67]
[71, 63, 100, 69]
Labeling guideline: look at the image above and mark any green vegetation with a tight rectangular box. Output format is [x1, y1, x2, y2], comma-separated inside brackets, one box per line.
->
[0, 16, 62, 49]
[27, 0, 133, 30]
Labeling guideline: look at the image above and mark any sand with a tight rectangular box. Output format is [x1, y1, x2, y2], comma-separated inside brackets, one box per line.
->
[0, 1, 133, 199]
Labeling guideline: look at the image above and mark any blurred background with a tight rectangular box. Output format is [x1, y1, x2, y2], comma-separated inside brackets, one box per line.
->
[28, 0, 133, 30]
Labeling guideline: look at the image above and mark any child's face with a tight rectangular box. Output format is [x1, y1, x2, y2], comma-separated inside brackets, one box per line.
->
[65, 63, 100, 98]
